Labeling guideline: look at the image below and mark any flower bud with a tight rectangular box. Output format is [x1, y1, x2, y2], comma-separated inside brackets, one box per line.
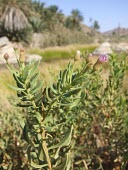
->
[19, 49, 25, 63]
[4, 53, 9, 61]
[74, 50, 81, 61]
[86, 53, 93, 63]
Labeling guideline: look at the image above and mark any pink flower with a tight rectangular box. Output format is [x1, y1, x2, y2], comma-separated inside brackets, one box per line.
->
[99, 54, 109, 62]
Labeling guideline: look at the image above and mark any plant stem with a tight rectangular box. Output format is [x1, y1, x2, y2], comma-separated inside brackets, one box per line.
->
[42, 128, 52, 170]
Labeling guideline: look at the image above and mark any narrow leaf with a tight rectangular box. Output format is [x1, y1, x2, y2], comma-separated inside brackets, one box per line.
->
[49, 126, 73, 150]
[8, 84, 25, 91]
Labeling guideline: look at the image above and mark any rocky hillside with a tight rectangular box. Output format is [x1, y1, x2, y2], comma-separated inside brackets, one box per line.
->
[102, 27, 128, 42]
[103, 27, 128, 36]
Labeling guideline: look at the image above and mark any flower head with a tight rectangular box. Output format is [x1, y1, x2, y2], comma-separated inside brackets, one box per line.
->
[93, 53, 109, 71]
[99, 54, 109, 62]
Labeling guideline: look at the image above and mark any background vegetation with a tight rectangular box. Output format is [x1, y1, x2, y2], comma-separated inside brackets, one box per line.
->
[0, 0, 102, 47]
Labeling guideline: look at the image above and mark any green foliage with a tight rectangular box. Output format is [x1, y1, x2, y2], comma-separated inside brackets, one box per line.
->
[4, 49, 90, 169]
[92, 20, 100, 30]
[0, 0, 97, 45]
[65, 9, 83, 30]
[0, 26, 33, 43]
[29, 16, 44, 33]
[0, 1, 32, 43]
[2, 50, 128, 170]
[28, 45, 97, 61]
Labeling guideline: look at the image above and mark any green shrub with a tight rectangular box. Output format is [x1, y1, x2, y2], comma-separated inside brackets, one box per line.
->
[2, 50, 128, 170]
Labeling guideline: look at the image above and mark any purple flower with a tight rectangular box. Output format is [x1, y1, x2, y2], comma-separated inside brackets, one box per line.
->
[99, 54, 109, 62]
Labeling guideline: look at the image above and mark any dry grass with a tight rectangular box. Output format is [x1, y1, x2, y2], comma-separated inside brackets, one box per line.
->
[39, 58, 74, 85]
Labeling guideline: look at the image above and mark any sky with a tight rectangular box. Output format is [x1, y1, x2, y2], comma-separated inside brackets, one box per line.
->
[42, 0, 128, 32]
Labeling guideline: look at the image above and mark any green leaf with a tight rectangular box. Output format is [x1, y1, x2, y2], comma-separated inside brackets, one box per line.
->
[31, 81, 43, 94]
[50, 81, 58, 94]
[13, 74, 24, 88]
[43, 115, 54, 124]
[49, 126, 73, 150]
[62, 69, 68, 85]
[8, 84, 25, 91]
[29, 61, 40, 78]
[35, 91, 43, 103]
[30, 72, 39, 84]
[23, 125, 31, 143]
[17, 102, 32, 107]
[19, 118, 25, 129]
[37, 144, 45, 162]
[6, 63, 17, 74]
[22, 65, 29, 81]
[71, 76, 85, 86]
[69, 98, 81, 109]
[35, 112, 42, 123]
[46, 87, 52, 102]
[53, 153, 71, 170]
[27, 146, 48, 169]
[63, 87, 81, 97]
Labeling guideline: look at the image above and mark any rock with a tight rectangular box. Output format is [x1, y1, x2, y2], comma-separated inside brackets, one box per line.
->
[0, 36, 10, 47]
[26, 54, 42, 62]
[112, 42, 128, 53]
[0, 36, 42, 64]
[93, 42, 113, 55]
[30, 33, 44, 48]
[0, 36, 16, 64]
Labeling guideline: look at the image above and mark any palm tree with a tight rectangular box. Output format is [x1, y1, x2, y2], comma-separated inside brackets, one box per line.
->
[1, 5, 30, 32]
[65, 9, 84, 30]
[43, 5, 64, 31]
[31, 0, 45, 16]
[0, 0, 32, 42]
[0, 0, 31, 32]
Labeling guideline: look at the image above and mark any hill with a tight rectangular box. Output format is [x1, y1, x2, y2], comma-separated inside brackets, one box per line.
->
[103, 27, 128, 42]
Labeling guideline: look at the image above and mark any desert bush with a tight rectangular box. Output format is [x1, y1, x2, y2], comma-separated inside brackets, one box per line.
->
[2, 49, 128, 170]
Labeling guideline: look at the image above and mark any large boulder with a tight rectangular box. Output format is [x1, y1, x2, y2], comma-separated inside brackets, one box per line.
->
[93, 42, 113, 55]
[0, 36, 16, 64]
[26, 54, 42, 62]
[30, 33, 44, 48]
[112, 42, 128, 53]
[0, 36, 42, 64]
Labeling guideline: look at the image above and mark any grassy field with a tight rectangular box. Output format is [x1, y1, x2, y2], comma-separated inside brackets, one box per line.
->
[27, 44, 97, 61]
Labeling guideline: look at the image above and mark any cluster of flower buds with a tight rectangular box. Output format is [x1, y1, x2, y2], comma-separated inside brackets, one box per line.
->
[4, 48, 26, 64]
